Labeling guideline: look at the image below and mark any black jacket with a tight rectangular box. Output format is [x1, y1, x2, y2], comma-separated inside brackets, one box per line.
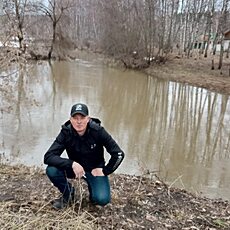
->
[44, 118, 124, 175]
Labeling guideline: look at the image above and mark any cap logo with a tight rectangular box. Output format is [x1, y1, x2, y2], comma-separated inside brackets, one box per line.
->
[76, 104, 82, 111]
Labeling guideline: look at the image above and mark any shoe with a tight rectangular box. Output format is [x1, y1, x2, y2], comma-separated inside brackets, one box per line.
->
[52, 197, 70, 209]
[52, 187, 75, 210]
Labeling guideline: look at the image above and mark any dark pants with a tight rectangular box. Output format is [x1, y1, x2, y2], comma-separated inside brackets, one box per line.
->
[46, 166, 111, 206]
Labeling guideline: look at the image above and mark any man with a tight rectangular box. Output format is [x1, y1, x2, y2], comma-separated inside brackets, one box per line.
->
[44, 103, 125, 209]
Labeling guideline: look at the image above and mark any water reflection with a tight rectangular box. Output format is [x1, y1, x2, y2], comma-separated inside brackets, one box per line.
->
[0, 60, 229, 200]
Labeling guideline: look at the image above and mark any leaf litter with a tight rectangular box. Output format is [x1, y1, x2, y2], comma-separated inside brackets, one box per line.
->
[0, 164, 229, 229]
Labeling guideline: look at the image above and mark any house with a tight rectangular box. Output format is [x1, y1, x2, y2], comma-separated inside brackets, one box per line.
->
[215, 29, 230, 52]
[224, 29, 230, 40]
[194, 33, 217, 50]
[194, 30, 230, 52]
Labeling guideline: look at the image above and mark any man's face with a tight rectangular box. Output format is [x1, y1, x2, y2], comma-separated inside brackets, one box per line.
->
[70, 114, 90, 135]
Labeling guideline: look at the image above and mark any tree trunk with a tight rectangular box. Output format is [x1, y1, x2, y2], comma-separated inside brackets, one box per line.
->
[48, 23, 56, 59]
[211, 59, 214, 70]
[204, 13, 212, 58]
[225, 42, 230, 58]
[218, 42, 224, 70]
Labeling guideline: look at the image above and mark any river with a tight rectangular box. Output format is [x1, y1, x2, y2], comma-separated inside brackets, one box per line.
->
[0, 59, 229, 201]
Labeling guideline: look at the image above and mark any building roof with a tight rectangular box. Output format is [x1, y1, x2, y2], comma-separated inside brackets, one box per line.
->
[224, 29, 230, 35]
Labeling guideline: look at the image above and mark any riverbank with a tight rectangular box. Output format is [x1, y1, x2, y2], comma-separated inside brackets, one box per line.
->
[143, 55, 230, 96]
[0, 164, 229, 229]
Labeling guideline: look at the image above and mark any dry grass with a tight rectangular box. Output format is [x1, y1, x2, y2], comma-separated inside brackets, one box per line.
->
[0, 164, 229, 229]
[0, 165, 97, 229]
[0, 204, 96, 229]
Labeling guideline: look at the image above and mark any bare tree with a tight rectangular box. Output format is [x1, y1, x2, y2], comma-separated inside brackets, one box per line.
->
[33, 0, 73, 59]
[3, 0, 29, 51]
[217, 0, 229, 69]
[143, 0, 157, 60]
[165, 0, 181, 54]
[204, 0, 215, 58]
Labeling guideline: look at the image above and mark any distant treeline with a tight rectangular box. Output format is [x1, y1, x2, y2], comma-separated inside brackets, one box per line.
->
[0, 0, 229, 65]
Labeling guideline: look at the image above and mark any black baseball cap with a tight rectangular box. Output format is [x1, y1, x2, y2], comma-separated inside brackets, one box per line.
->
[70, 103, 89, 117]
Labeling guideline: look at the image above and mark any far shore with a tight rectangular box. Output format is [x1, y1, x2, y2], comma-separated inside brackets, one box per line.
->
[72, 49, 230, 96]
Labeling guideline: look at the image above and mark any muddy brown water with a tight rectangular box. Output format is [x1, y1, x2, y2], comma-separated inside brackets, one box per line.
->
[0, 59, 230, 201]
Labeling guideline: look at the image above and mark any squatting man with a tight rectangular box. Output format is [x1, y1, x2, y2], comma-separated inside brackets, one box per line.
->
[44, 103, 125, 209]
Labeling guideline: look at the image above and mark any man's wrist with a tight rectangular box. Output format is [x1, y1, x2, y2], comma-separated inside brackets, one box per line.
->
[102, 167, 109, 176]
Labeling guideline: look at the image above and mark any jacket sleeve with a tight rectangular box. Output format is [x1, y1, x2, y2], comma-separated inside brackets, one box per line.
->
[99, 127, 125, 175]
[44, 129, 73, 169]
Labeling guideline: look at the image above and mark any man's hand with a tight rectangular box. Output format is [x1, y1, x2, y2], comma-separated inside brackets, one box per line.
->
[72, 162, 85, 178]
[91, 168, 104, 176]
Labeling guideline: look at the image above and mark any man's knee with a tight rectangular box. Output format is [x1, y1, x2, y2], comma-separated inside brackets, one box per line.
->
[46, 166, 61, 178]
[91, 194, 111, 206]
